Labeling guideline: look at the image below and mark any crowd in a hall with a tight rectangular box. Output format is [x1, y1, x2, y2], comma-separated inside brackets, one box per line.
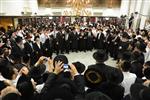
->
[0, 17, 150, 100]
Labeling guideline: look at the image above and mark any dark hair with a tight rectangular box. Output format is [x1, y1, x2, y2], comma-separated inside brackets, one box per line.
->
[53, 55, 68, 67]
[107, 68, 123, 84]
[0, 60, 15, 80]
[22, 55, 30, 64]
[144, 61, 150, 68]
[42, 72, 49, 83]
[17, 81, 34, 99]
[143, 68, 150, 79]
[121, 51, 131, 61]
[72, 61, 86, 73]
[34, 36, 40, 41]
[121, 61, 131, 72]
[29, 64, 46, 84]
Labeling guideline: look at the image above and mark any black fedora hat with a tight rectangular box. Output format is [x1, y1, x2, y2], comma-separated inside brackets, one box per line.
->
[84, 66, 106, 88]
[93, 49, 108, 62]
[107, 68, 123, 84]
[135, 42, 146, 52]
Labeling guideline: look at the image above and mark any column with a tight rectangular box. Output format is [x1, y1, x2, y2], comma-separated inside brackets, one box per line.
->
[132, 0, 143, 30]
[140, 0, 150, 29]
[120, 0, 130, 16]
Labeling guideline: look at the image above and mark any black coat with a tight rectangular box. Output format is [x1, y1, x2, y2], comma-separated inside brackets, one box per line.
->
[33, 42, 43, 63]
[99, 82, 124, 100]
[40, 73, 85, 100]
[71, 32, 79, 51]
[79, 33, 85, 51]
[43, 38, 53, 58]
[118, 41, 130, 59]
[11, 43, 24, 63]
[64, 33, 71, 52]
[130, 60, 144, 78]
[96, 33, 105, 49]
[105, 33, 113, 53]
[24, 41, 34, 57]
[87, 33, 94, 50]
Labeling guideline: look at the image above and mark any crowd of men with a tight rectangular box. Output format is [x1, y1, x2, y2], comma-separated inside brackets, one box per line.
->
[0, 17, 150, 100]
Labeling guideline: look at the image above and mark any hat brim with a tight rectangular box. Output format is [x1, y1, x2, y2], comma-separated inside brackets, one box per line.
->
[84, 67, 106, 88]
[93, 52, 108, 62]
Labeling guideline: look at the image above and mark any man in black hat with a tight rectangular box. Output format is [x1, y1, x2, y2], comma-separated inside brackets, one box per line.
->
[96, 29, 105, 49]
[11, 36, 24, 64]
[24, 34, 34, 65]
[84, 49, 115, 90]
[70, 28, 79, 52]
[132, 41, 146, 65]
[117, 32, 130, 60]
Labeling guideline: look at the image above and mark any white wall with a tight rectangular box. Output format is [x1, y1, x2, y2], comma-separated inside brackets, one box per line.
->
[0, 0, 38, 16]
[103, 8, 120, 17]
[120, 0, 130, 15]
[0, 0, 25, 15]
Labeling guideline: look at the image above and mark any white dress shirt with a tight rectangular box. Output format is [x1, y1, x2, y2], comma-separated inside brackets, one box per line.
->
[121, 71, 137, 96]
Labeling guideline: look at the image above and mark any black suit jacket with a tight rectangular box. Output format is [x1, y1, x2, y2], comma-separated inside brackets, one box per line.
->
[40, 73, 85, 100]
[11, 43, 24, 60]
[24, 41, 34, 57]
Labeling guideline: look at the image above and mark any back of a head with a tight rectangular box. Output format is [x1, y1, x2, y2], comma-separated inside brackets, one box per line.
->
[107, 68, 123, 84]
[85, 91, 112, 100]
[143, 67, 150, 79]
[22, 55, 30, 64]
[0, 60, 15, 80]
[144, 61, 150, 68]
[17, 76, 34, 99]
[53, 55, 70, 78]
[121, 61, 131, 72]
[53, 55, 68, 67]
[72, 61, 86, 74]
[121, 51, 131, 61]
[131, 51, 141, 61]
[93, 49, 108, 63]
[29, 64, 46, 84]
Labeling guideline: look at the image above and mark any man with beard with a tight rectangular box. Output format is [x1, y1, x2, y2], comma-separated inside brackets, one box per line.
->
[11, 36, 24, 64]
[70, 28, 78, 52]
[96, 29, 105, 50]
[24, 34, 34, 65]
[64, 29, 71, 54]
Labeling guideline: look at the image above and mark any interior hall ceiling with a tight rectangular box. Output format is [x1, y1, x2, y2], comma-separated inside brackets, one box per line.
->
[38, 0, 121, 8]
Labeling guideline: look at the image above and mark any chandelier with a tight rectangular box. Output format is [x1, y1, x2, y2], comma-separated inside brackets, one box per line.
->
[64, 0, 92, 16]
